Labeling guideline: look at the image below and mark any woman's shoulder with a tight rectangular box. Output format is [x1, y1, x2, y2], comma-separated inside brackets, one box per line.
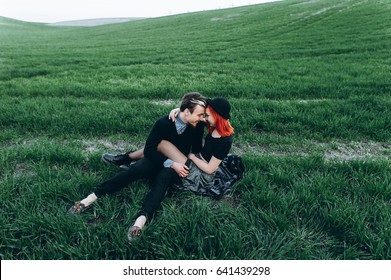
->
[209, 134, 233, 145]
[208, 133, 233, 139]
[221, 134, 233, 143]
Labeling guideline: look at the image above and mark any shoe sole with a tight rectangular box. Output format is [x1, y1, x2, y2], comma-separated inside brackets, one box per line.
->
[67, 202, 88, 216]
[127, 225, 141, 242]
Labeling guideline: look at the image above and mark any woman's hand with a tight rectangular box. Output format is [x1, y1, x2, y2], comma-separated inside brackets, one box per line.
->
[168, 108, 180, 122]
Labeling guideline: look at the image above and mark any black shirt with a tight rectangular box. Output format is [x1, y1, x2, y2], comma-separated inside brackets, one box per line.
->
[144, 115, 205, 167]
[200, 134, 233, 162]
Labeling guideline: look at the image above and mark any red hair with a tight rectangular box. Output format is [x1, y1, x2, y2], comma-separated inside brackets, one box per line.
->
[206, 105, 234, 137]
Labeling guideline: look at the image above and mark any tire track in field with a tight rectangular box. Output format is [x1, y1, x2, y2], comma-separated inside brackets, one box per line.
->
[231, 141, 391, 162]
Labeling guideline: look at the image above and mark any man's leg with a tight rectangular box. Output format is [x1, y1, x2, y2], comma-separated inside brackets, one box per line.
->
[95, 157, 156, 197]
[139, 167, 180, 218]
[128, 167, 179, 240]
[68, 158, 158, 215]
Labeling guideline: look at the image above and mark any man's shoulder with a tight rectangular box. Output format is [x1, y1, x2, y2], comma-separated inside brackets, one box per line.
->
[155, 115, 173, 126]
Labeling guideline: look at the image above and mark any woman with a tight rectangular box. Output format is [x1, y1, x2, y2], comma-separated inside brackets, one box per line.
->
[128, 97, 236, 240]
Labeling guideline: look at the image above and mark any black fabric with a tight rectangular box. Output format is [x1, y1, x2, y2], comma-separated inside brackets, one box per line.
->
[138, 168, 180, 219]
[94, 158, 160, 197]
[207, 97, 231, 119]
[200, 134, 233, 161]
[212, 154, 244, 196]
[177, 154, 244, 198]
[95, 159, 181, 219]
[144, 115, 205, 168]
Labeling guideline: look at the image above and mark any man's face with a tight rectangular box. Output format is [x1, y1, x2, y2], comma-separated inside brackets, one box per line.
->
[185, 105, 205, 127]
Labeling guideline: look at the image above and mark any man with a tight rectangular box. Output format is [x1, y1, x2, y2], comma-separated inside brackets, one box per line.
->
[67, 92, 207, 241]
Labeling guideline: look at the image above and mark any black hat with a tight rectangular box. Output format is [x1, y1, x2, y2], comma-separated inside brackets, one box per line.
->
[208, 97, 231, 119]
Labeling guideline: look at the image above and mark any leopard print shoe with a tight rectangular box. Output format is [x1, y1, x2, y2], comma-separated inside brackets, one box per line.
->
[67, 201, 88, 215]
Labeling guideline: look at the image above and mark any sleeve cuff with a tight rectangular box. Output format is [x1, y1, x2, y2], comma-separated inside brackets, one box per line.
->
[163, 159, 174, 168]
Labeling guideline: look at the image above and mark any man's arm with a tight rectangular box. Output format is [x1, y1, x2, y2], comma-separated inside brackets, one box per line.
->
[143, 118, 168, 166]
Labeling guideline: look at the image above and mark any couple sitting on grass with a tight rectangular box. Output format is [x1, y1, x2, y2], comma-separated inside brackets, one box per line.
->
[68, 92, 244, 242]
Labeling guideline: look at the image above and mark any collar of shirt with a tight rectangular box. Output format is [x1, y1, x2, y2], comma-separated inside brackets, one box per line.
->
[175, 114, 188, 135]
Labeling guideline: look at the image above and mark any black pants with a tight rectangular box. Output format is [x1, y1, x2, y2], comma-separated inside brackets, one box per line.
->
[138, 167, 180, 218]
[94, 158, 180, 219]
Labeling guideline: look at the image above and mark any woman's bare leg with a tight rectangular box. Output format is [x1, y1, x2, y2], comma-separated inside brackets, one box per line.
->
[157, 140, 187, 164]
[128, 141, 188, 163]
[128, 148, 144, 159]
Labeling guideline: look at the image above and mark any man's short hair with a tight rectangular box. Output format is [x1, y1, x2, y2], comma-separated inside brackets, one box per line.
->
[180, 92, 207, 113]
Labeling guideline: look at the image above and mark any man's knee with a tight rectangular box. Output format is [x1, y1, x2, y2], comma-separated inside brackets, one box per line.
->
[154, 168, 178, 187]
[129, 158, 157, 176]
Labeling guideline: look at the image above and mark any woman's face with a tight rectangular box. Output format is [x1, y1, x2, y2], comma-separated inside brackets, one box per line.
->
[205, 107, 215, 127]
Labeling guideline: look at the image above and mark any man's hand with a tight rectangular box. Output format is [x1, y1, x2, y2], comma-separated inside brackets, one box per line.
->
[171, 162, 190, 178]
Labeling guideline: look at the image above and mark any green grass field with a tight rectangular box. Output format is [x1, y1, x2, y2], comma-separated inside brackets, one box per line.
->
[1, 0, 390, 259]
